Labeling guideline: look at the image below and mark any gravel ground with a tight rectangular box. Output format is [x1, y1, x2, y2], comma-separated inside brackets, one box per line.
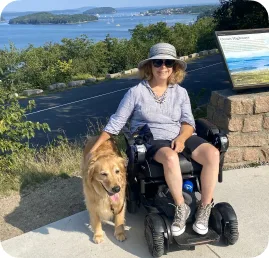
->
[0, 176, 86, 241]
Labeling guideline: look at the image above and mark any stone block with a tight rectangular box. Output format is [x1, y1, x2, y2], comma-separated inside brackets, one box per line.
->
[224, 148, 242, 163]
[212, 110, 228, 129]
[228, 116, 243, 132]
[210, 91, 219, 107]
[22, 89, 43, 96]
[188, 53, 199, 58]
[206, 105, 215, 121]
[261, 147, 269, 162]
[68, 80, 85, 87]
[243, 148, 260, 161]
[242, 115, 263, 132]
[228, 132, 268, 147]
[263, 114, 269, 129]
[85, 78, 97, 83]
[48, 83, 66, 90]
[180, 56, 189, 61]
[198, 50, 209, 56]
[130, 68, 139, 73]
[123, 70, 132, 75]
[224, 97, 254, 115]
[208, 49, 219, 54]
[217, 94, 225, 110]
[106, 73, 121, 79]
[254, 95, 269, 114]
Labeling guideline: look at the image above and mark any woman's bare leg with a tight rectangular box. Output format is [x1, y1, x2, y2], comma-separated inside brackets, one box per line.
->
[154, 147, 184, 205]
[191, 143, 220, 204]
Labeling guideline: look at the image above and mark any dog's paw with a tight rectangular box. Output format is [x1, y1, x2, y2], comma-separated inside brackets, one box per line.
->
[93, 234, 104, 244]
[114, 231, 126, 242]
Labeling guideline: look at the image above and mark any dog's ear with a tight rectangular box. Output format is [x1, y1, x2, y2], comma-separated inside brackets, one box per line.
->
[117, 156, 128, 168]
[87, 156, 99, 181]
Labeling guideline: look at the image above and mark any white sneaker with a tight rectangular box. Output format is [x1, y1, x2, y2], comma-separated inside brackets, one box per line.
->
[193, 202, 212, 235]
[171, 203, 190, 236]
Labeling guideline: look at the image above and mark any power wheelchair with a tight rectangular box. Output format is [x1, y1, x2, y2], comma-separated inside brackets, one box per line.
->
[122, 118, 239, 257]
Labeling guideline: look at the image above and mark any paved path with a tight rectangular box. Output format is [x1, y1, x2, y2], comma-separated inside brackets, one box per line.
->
[1, 165, 269, 258]
[20, 54, 231, 146]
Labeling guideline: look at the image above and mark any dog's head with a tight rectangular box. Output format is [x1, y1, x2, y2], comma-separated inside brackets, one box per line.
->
[87, 153, 126, 197]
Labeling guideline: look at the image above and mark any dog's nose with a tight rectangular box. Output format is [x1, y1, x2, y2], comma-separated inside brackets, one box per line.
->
[112, 186, 121, 193]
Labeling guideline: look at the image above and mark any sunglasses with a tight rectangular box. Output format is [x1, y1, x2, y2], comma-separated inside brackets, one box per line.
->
[152, 59, 175, 68]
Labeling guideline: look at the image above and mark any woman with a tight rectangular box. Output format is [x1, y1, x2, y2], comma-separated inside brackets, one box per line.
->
[89, 43, 220, 236]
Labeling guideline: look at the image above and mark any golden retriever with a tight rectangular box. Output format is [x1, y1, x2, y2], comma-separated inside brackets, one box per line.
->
[82, 136, 127, 244]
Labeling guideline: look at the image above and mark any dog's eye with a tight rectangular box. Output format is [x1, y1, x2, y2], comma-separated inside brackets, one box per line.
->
[115, 169, 120, 174]
[100, 172, 108, 176]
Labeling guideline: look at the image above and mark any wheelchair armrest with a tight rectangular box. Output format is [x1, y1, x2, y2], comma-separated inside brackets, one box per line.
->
[195, 118, 229, 153]
[122, 126, 147, 164]
[122, 126, 135, 145]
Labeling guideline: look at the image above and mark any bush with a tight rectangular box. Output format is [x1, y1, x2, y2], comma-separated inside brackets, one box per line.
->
[0, 91, 50, 172]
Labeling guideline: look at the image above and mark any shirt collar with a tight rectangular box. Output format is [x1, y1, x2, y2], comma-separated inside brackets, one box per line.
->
[143, 80, 175, 88]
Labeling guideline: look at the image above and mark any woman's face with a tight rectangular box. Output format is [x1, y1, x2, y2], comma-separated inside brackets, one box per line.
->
[151, 59, 174, 82]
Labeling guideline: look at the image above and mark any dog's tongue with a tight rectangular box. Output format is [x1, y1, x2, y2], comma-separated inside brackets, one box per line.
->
[110, 193, 119, 202]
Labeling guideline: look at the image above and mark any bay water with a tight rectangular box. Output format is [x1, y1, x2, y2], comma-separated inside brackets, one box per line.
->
[0, 6, 197, 50]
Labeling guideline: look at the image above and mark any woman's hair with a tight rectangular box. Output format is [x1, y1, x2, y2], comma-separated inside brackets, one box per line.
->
[139, 61, 186, 84]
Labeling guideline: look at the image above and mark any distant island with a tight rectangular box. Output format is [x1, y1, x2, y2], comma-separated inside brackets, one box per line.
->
[139, 5, 218, 16]
[9, 12, 98, 25]
[0, 15, 5, 22]
[83, 7, 116, 15]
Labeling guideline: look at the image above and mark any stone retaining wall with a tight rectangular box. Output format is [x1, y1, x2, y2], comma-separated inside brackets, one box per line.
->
[207, 89, 269, 168]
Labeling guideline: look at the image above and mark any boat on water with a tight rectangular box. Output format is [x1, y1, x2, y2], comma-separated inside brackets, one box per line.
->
[116, 24, 120, 26]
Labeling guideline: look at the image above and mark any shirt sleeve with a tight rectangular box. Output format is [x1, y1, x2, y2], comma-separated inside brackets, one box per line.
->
[180, 89, 196, 131]
[103, 88, 135, 135]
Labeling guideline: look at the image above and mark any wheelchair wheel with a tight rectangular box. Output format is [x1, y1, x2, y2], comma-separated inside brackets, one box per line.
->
[214, 202, 239, 245]
[144, 215, 165, 257]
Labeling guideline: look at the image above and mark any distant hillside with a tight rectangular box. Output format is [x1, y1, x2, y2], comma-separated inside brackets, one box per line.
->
[0, 15, 5, 21]
[9, 12, 98, 24]
[3, 6, 96, 17]
[83, 7, 116, 14]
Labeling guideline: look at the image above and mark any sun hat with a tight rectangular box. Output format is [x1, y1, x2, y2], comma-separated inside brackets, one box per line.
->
[138, 43, 187, 70]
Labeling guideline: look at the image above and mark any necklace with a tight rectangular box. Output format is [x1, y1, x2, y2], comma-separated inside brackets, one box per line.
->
[150, 88, 168, 104]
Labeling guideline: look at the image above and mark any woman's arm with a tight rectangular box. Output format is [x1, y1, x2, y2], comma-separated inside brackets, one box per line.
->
[89, 131, 112, 154]
[89, 88, 136, 153]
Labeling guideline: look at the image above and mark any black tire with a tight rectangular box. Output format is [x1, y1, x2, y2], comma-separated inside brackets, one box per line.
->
[214, 202, 239, 245]
[144, 216, 165, 257]
[223, 220, 239, 245]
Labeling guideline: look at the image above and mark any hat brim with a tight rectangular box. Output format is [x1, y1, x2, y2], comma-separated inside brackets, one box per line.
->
[138, 54, 187, 70]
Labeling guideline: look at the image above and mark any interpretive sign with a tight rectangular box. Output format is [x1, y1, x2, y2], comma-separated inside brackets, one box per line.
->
[216, 28, 269, 90]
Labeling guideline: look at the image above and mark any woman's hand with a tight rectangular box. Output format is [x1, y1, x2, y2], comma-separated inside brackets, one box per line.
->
[171, 136, 186, 153]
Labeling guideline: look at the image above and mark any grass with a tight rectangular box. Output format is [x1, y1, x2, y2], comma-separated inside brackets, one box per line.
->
[0, 139, 83, 196]
[0, 119, 127, 197]
[231, 69, 269, 86]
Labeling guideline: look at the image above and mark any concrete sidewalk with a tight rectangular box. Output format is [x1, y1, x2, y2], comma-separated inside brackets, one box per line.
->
[1, 165, 269, 258]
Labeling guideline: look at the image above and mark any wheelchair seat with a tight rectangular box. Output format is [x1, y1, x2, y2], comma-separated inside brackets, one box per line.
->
[123, 118, 229, 182]
[143, 155, 202, 178]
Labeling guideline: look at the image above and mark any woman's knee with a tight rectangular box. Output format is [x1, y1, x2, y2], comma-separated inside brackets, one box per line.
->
[163, 151, 180, 169]
[203, 145, 220, 165]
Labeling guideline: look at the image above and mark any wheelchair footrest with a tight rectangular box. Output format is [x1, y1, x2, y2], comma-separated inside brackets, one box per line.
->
[173, 224, 220, 247]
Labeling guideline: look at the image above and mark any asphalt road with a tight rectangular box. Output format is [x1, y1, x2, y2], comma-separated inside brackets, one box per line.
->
[22, 54, 231, 146]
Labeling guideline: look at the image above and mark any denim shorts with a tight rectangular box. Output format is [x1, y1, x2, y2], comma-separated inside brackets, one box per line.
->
[146, 135, 208, 161]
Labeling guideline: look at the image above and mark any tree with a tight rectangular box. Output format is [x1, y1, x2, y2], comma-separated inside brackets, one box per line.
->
[214, 0, 269, 30]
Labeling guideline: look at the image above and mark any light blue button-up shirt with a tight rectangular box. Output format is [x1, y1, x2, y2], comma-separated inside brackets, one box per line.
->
[104, 80, 195, 141]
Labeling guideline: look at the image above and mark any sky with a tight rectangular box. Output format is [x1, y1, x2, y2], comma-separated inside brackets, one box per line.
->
[2, 0, 220, 12]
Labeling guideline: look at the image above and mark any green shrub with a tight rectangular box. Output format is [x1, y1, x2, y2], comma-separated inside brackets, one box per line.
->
[0, 91, 50, 172]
